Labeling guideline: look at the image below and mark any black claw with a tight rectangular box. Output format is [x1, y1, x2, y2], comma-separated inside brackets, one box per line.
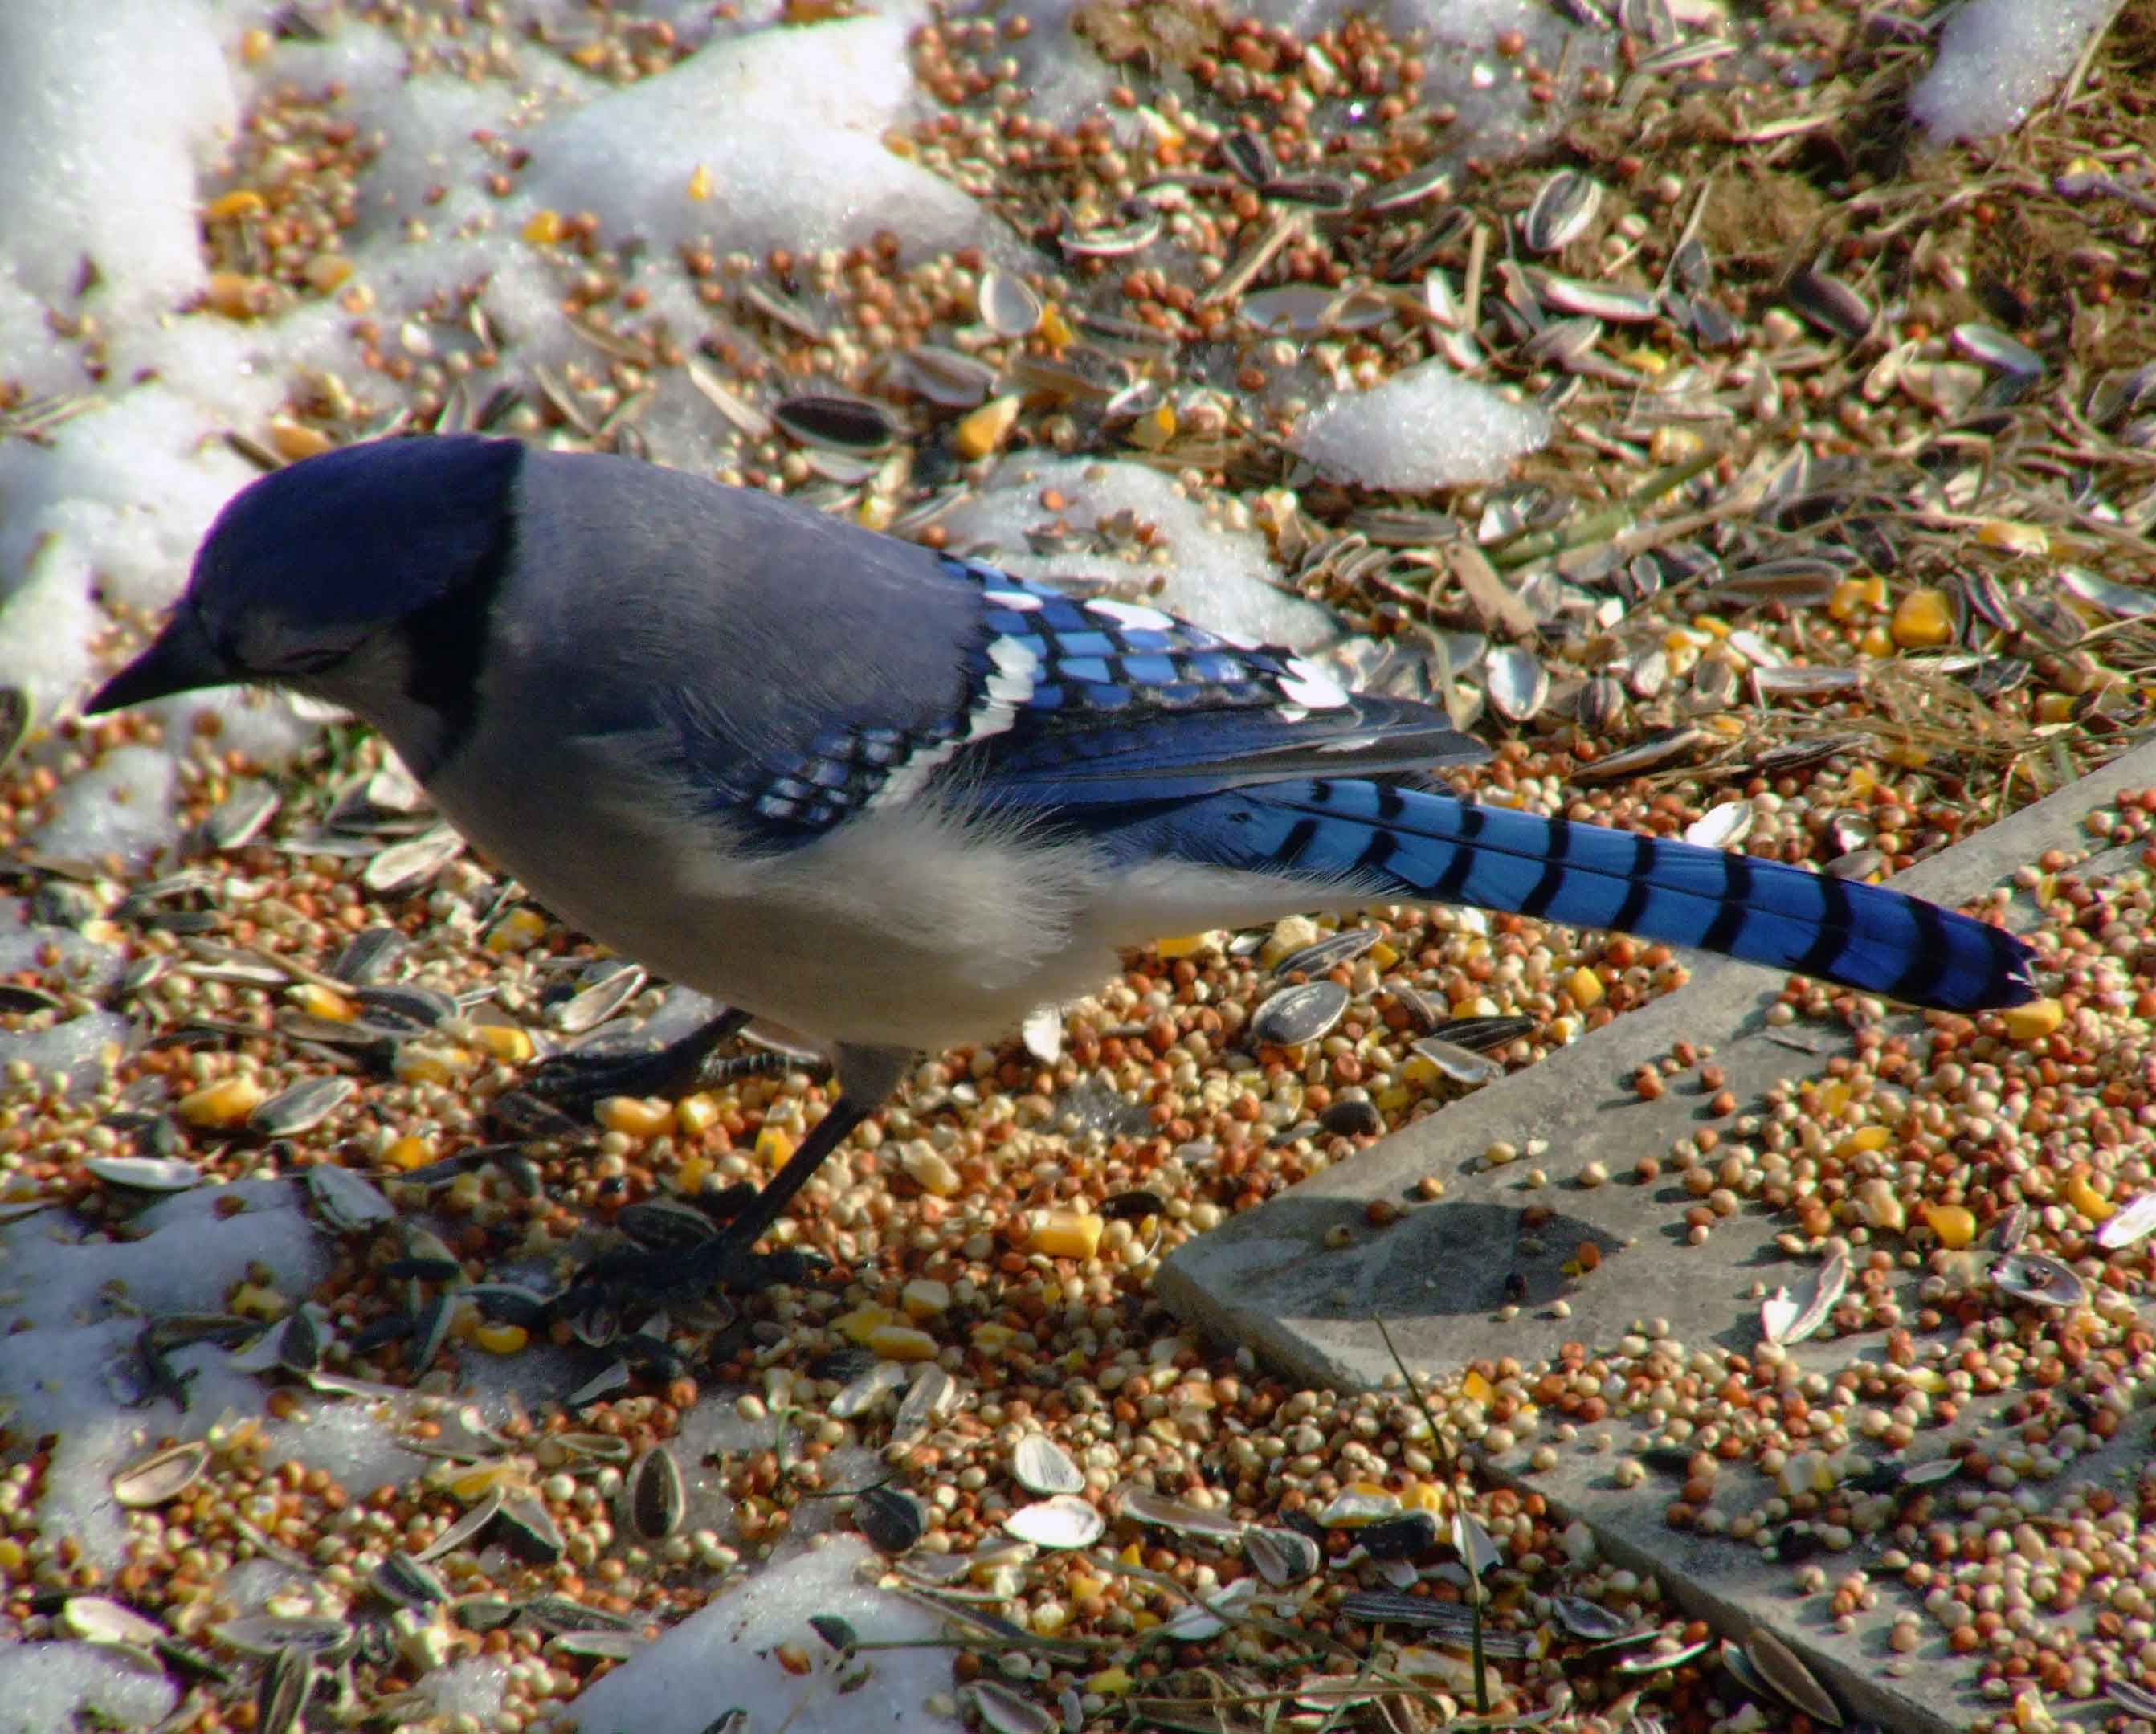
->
[523, 1010, 754, 1116]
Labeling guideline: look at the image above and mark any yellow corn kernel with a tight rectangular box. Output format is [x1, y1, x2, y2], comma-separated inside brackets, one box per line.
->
[465, 1022, 533, 1063]
[1368, 940, 1399, 969]
[394, 1042, 476, 1084]
[1833, 1126, 1891, 1158]
[1031, 1210, 1103, 1259]
[238, 26, 273, 64]
[1648, 424, 1699, 462]
[864, 1323, 938, 1361]
[754, 1124, 796, 1169]
[2036, 691, 2076, 724]
[1127, 403, 1176, 451]
[856, 495, 895, 532]
[1128, 1610, 1162, 1633]
[523, 209, 564, 244]
[971, 1322, 1017, 1357]
[178, 1077, 267, 1128]
[597, 1095, 674, 1139]
[229, 1283, 287, 1320]
[1401, 1050, 1437, 1084]
[1451, 995, 1498, 1018]
[673, 1157, 713, 1199]
[1406, 1479, 1448, 1513]
[675, 1093, 720, 1136]
[474, 1322, 529, 1355]
[1978, 519, 2047, 557]
[687, 163, 713, 201]
[2003, 998, 2062, 1042]
[485, 908, 547, 952]
[303, 252, 353, 294]
[1890, 588, 1954, 648]
[1460, 1368, 1494, 1403]
[1921, 1202, 1977, 1249]
[383, 1135, 435, 1171]
[0, 1537, 23, 1572]
[1374, 1086, 1412, 1113]
[1039, 302, 1076, 349]
[206, 188, 267, 221]
[901, 1278, 951, 1319]
[1154, 932, 1216, 958]
[2064, 1173, 2113, 1223]
[1827, 577, 1868, 622]
[267, 418, 333, 463]
[288, 982, 355, 1021]
[900, 1143, 961, 1196]
[1858, 623, 1895, 658]
[1567, 966, 1604, 1008]
[833, 1304, 894, 1345]
[1690, 613, 1731, 639]
[1885, 742, 1932, 770]
[953, 394, 1021, 460]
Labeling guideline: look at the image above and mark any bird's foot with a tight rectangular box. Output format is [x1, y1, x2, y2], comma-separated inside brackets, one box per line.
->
[523, 1009, 753, 1116]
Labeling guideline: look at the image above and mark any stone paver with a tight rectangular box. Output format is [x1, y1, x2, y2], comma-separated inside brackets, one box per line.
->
[1159, 737, 2156, 1730]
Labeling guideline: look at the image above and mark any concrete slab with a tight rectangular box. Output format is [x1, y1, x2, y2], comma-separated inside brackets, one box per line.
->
[1158, 739, 2156, 1733]
[1159, 738, 2156, 1386]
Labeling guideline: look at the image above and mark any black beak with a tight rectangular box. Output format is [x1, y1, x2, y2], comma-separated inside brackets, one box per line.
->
[84, 609, 229, 715]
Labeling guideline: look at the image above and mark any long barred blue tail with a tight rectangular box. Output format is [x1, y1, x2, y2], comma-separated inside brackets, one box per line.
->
[1123, 777, 2036, 1012]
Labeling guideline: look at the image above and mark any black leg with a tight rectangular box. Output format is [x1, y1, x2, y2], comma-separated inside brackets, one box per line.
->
[525, 1008, 752, 1114]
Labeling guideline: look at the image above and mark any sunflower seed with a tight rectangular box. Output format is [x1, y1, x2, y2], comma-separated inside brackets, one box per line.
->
[1359, 161, 1452, 213]
[904, 344, 998, 409]
[1521, 170, 1603, 254]
[549, 1629, 644, 1659]
[1234, 1527, 1317, 1588]
[1486, 644, 1550, 723]
[113, 1439, 210, 1508]
[1951, 323, 2043, 377]
[206, 781, 280, 850]
[890, 1363, 956, 1443]
[684, 357, 773, 440]
[498, 1492, 566, 1562]
[1012, 1434, 1084, 1496]
[551, 961, 647, 1034]
[855, 1484, 926, 1552]
[627, 1446, 686, 1540]
[773, 394, 897, 454]
[1537, 275, 1660, 323]
[361, 823, 464, 895]
[1272, 928, 1381, 978]
[1239, 283, 1344, 336]
[1262, 173, 1354, 211]
[1615, 1635, 1713, 1672]
[1787, 267, 1875, 343]
[1552, 1594, 1648, 1642]
[1222, 130, 1276, 186]
[1742, 1629, 1843, 1725]
[63, 1596, 168, 1646]
[372, 1550, 447, 1609]
[410, 1488, 504, 1564]
[1061, 201, 1162, 258]
[1762, 1248, 1847, 1346]
[256, 1643, 317, 1734]
[970, 1681, 1058, 1734]
[2097, 1190, 2156, 1250]
[85, 1156, 198, 1193]
[1251, 980, 1350, 1047]
[977, 269, 1042, 338]
[1991, 1252, 2086, 1309]
[1005, 1495, 1105, 1548]
[1574, 725, 1711, 781]
[249, 1075, 354, 1138]
[306, 1162, 395, 1231]
[214, 1615, 356, 1661]
[1408, 1037, 1503, 1086]
[1118, 1487, 1246, 1540]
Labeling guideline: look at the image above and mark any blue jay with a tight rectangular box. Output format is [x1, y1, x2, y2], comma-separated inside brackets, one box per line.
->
[87, 435, 2036, 1275]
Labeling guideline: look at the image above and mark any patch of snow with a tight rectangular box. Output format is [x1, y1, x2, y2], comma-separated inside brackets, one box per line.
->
[1288, 361, 1550, 492]
[1911, 0, 2120, 141]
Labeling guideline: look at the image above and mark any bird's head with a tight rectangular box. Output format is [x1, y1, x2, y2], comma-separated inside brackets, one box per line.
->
[84, 435, 524, 739]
